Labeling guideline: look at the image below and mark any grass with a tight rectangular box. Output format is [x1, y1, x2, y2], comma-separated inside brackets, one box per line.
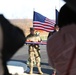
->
[41, 36, 47, 40]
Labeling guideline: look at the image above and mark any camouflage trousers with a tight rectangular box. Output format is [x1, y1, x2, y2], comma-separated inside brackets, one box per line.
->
[27, 44, 43, 74]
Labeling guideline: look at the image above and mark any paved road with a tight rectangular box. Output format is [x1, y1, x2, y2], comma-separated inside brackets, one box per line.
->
[10, 44, 54, 75]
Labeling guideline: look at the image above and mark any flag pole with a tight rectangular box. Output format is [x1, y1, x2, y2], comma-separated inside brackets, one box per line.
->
[55, 6, 56, 24]
[59, 0, 60, 9]
[33, 8, 35, 27]
[33, 8, 35, 19]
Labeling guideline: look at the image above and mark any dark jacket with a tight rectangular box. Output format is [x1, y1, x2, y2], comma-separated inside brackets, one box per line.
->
[0, 14, 26, 75]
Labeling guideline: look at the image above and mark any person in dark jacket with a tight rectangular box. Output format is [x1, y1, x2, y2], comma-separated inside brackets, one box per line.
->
[0, 14, 26, 75]
[47, 24, 59, 39]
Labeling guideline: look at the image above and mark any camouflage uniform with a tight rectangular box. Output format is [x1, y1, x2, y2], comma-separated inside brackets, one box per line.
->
[26, 33, 43, 74]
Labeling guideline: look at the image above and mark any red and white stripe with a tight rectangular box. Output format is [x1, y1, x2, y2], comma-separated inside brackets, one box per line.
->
[33, 18, 55, 32]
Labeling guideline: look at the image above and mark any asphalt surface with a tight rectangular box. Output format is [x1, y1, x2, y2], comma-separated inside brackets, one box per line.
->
[10, 43, 54, 75]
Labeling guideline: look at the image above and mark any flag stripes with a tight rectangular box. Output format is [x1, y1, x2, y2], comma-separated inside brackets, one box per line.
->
[33, 21, 54, 32]
[33, 11, 55, 32]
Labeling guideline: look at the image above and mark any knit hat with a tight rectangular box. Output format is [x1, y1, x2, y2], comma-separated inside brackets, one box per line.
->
[64, 0, 76, 12]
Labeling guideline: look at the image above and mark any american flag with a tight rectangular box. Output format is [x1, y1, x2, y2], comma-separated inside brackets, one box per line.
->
[55, 9, 59, 25]
[33, 11, 55, 32]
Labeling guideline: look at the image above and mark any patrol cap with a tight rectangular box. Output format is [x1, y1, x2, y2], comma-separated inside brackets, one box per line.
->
[64, 0, 76, 12]
[30, 27, 34, 31]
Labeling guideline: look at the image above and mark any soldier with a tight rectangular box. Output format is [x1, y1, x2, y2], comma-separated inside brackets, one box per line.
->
[26, 27, 43, 74]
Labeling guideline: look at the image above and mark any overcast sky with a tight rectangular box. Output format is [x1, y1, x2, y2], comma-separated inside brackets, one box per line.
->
[0, 0, 65, 19]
